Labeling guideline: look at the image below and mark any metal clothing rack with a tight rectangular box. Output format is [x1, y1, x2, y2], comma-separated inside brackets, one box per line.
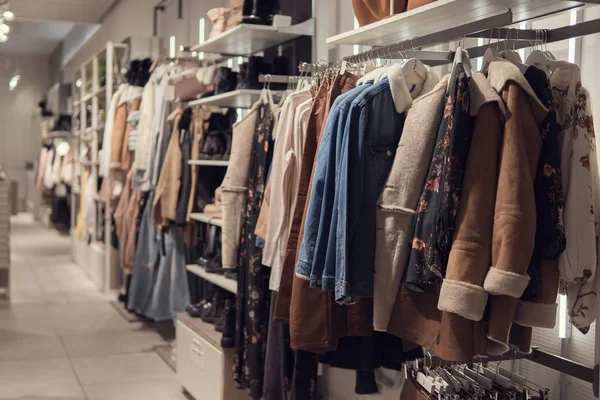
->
[342, 10, 600, 66]
[258, 74, 303, 84]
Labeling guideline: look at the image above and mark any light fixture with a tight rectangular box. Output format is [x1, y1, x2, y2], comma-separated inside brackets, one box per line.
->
[0, 33, 7, 43]
[2, 10, 14, 21]
[0, 24, 10, 34]
[75, 79, 82, 88]
[9, 73, 20, 91]
[56, 141, 70, 156]
[558, 293, 571, 339]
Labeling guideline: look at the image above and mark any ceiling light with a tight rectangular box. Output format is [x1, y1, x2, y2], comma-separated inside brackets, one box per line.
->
[9, 74, 20, 91]
[0, 24, 10, 34]
[0, 33, 7, 43]
[56, 141, 70, 156]
[2, 10, 13, 21]
[75, 79, 82, 88]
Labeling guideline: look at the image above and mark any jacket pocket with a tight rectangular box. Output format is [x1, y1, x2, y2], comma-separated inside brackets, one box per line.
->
[369, 145, 396, 184]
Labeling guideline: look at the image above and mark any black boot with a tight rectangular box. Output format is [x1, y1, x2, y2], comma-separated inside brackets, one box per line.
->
[236, 62, 248, 90]
[201, 291, 224, 324]
[245, 56, 264, 90]
[214, 67, 238, 95]
[220, 298, 236, 347]
[186, 293, 213, 318]
[242, 0, 278, 25]
[205, 248, 224, 274]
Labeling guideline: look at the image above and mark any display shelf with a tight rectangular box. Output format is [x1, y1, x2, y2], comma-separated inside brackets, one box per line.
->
[177, 312, 222, 349]
[191, 19, 313, 56]
[188, 160, 230, 167]
[80, 160, 99, 167]
[326, 0, 585, 46]
[186, 264, 237, 294]
[190, 212, 223, 227]
[188, 89, 284, 108]
[93, 86, 106, 97]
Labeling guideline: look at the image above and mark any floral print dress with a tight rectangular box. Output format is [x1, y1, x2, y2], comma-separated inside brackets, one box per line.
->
[521, 65, 565, 302]
[551, 62, 599, 334]
[404, 63, 474, 290]
[234, 101, 277, 399]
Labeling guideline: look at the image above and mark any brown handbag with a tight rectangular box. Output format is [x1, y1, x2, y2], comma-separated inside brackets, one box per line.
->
[352, 0, 408, 27]
[407, 0, 436, 11]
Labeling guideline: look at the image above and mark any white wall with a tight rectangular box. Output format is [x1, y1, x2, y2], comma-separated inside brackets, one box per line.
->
[0, 54, 50, 209]
[60, 0, 154, 81]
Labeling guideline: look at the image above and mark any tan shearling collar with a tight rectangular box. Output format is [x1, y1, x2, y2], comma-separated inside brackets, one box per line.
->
[470, 72, 506, 118]
[488, 57, 548, 122]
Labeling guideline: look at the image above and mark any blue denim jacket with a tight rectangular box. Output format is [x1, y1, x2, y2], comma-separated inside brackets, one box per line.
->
[335, 78, 407, 303]
[295, 84, 372, 285]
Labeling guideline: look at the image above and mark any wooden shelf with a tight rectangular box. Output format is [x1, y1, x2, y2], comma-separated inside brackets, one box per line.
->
[190, 213, 223, 227]
[186, 264, 237, 294]
[188, 89, 284, 109]
[188, 160, 230, 167]
[191, 20, 313, 56]
[326, 0, 584, 47]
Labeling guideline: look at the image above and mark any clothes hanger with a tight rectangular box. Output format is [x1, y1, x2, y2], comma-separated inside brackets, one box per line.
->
[260, 77, 274, 105]
[480, 27, 499, 74]
[447, 37, 472, 95]
[500, 28, 529, 74]
[525, 29, 557, 77]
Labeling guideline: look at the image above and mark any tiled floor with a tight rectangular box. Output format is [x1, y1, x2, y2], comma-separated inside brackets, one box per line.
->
[1, 214, 186, 400]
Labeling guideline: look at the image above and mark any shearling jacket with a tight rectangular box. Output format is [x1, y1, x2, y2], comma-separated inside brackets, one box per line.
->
[437, 72, 506, 322]
[386, 71, 506, 362]
[373, 74, 449, 332]
[153, 107, 184, 228]
[484, 59, 548, 355]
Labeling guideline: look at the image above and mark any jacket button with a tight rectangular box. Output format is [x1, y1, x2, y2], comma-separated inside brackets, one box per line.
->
[317, 279, 322, 285]
[386, 150, 392, 156]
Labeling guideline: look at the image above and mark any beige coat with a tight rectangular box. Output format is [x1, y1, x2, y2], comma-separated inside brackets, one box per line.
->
[374, 75, 449, 332]
[153, 108, 183, 228]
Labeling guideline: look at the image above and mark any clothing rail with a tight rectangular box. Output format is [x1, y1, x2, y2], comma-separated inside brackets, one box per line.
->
[258, 74, 302, 83]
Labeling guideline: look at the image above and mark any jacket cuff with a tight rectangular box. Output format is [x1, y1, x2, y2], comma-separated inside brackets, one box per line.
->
[514, 301, 557, 329]
[486, 335, 510, 356]
[438, 279, 488, 321]
[483, 267, 530, 297]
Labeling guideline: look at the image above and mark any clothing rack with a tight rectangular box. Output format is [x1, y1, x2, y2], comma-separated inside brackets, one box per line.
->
[258, 74, 303, 84]
[342, 11, 600, 66]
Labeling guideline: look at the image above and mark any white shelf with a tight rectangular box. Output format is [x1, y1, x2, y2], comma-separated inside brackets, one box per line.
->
[189, 160, 230, 167]
[188, 89, 283, 109]
[326, 0, 584, 46]
[186, 264, 237, 294]
[80, 160, 99, 167]
[191, 22, 306, 56]
[190, 213, 223, 227]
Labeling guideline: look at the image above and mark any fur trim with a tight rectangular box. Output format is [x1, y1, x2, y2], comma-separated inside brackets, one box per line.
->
[514, 301, 557, 329]
[483, 267, 530, 298]
[438, 280, 488, 321]
[486, 336, 510, 356]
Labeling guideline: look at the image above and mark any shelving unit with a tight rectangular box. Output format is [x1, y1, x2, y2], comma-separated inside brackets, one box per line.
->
[188, 89, 285, 109]
[191, 19, 314, 56]
[70, 41, 128, 292]
[326, 0, 586, 47]
[186, 264, 237, 294]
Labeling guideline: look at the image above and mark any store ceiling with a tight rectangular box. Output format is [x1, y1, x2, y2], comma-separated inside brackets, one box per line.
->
[0, 20, 75, 55]
[0, 0, 119, 55]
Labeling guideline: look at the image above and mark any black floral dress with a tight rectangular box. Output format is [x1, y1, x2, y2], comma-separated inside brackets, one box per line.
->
[404, 64, 474, 290]
[522, 66, 565, 302]
[234, 102, 276, 400]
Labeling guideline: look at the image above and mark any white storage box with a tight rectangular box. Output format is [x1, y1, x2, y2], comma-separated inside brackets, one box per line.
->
[176, 313, 248, 400]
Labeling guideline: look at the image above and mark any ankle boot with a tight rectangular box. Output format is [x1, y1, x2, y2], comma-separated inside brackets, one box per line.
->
[215, 67, 238, 95]
[245, 56, 264, 90]
[205, 248, 224, 274]
[186, 293, 213, 318]
[220, 298, 236, 347]
[236, 62, 248, 90]
[201, 291, 225, 324]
